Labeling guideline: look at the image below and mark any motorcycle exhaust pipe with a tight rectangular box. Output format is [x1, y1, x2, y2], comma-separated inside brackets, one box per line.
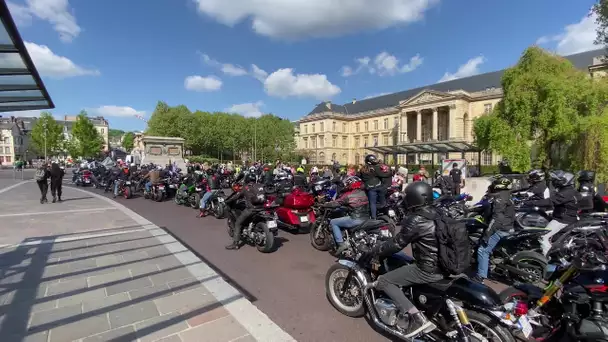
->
[496, 263, 540, 278]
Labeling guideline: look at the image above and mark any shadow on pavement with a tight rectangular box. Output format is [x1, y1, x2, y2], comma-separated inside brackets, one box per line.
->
[58, 196, 95, 202]
[0, 227, 246, 342]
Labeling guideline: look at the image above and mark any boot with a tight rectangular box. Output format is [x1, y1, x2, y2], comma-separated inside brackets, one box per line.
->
[403, 312, 436, 338]
[57, 197, 62, 202]
[225, 242, 240, 250]
[335, 242, 348, 255]
[52, 196, 56, 203]
[197, 209, 207, 218]
[40, 198, 44, 204]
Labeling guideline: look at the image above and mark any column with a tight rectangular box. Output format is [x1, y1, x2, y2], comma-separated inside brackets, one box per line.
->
[448, 105, 455, 139]
[401, 113, 408, 143]
[432, 108, 438, 141]
[416, 110, 422, 142]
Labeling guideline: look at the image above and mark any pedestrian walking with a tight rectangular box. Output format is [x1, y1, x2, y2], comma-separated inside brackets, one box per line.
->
[50, 162, 64, 203]
[34, 162, 50, 204]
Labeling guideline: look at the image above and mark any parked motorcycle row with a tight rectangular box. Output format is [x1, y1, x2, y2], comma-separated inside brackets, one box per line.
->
[72, 163, 608, 342]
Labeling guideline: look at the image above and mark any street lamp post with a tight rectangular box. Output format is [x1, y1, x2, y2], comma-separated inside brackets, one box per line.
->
[43, 121, 47, 162]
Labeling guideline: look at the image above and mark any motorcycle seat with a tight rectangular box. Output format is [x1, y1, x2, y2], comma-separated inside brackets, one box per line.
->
[427, 277, 462, 291]
[354, 219, 387, 231]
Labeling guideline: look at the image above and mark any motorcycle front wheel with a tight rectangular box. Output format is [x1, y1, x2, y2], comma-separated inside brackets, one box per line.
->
[190, 193, 201, 209]
[325, 263, 365, 317]
[310, 222, 332, 251]
[214, 201, 226, 219]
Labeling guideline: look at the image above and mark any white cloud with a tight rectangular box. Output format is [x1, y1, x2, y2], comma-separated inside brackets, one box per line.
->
[438, 56, 485, 83]
[536, 12, 599, 55]
[23, 41, 99, 78]
[192, 0, 438, 40]
[221, 63, 248, 76]
[8, 0, 81, 42]
[225, 101, 264, 117]
[89, 106, 146, 118]
[341, 52, 422, 77]
[184, 75, 222, 92]
[251, 64, 268, 82]
[264, 68, 341, 100]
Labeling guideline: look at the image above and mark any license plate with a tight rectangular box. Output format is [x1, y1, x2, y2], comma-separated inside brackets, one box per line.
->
[158, 185, 165, 189]
[85, 179, 90, 183]
[195, 187, 202, 191]
[315, 185, 322, 191]
[381, 230, 390, 237]
[169, 184, 176, 188]
[518, 315, 532, 338]
[218, 197, 224, 202]
[125, 181, 131, 185]
[267, 220, 277, 228]
[388, 209, 396, 217]
[300, 216, 309, 222]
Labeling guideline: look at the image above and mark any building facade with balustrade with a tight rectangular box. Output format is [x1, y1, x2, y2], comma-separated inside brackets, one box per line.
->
[295, 49, 608, 167]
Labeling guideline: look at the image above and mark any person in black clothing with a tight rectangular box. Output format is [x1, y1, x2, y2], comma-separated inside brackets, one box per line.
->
[521, 169, 551, 210]
[225, 173, 266, 250]
[577, 170, 606, 213]
[360, 154, 391, 219]
[50, 162, 65, 203]
[541, 171, 581, 255]
[362, 182, 443, 338]
[35, 163, 51, 204]
[293, 168, 307, 188]
[473, 176, 515, 283]
[449, 163, 462, 195]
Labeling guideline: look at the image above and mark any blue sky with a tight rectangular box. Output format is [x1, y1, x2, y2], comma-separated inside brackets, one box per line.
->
[5, 0, 601, 131]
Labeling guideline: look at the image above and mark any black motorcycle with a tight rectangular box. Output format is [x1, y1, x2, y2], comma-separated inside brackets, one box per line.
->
[500, 222, 608, 341]
[203, 190, 227, 219]
[325, 228, 516, 341]
[310, 205, 395, 252]
[225, 194, 279, 253]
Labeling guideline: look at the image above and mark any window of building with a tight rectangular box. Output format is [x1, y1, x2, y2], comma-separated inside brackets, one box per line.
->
[304, 125, 308, 134]
[332, 121, 336, 131]
[4, 156, 9, 163]
[312, 124, 316, 133]
[482, 151, 493, 165]
[383, 118, 388, 130]
[311, 138, 317, 149]
[304, 138, 308, 149]
[484, 103, 493, 114]
[342, 123, 346, 132]
[331, 153, 336, 162]
[355, 153, 360, 165]
[355, 123, 360, 133]
[364, 121, 369, 131]
[342, 136, 347, 147]
[320, 122, 324, 132]
[101, 128, 105, 134]
[2, 137, 8, 143]
[4, 147, 9, 154]
[319, 135, 324, 148]
[394, 116, 399, 128]
[363, 136, 369, 147]
[373, 120, 378, 130]
[354, 136, 360, 148]
[319, 152, 325, 165]
[332, 136, 337, 147]
[383, 135, 389, 146]
[0, 156, 3, 163]
[372, 136, 378, 146]
[342, 153, 347, 164]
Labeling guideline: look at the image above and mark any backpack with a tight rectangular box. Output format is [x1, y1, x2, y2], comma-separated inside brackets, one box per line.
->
[434, 211, 471, 275]
[34, 168, 46, 181]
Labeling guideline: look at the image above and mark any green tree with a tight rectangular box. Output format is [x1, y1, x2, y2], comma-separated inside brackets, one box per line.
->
[593, 0, 608, 48]
[474, 46, 608, 172]
[30, 112, 64, 158]
[69, 110, 104, 158]
[122, 132, 135, 151]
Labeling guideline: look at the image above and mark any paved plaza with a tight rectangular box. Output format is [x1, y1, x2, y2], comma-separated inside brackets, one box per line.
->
[0, 180, 294, 342]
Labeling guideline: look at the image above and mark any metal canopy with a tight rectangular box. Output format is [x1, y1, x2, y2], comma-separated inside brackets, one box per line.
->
[0, 0, 54, 113]
[367, 140, 480, 155]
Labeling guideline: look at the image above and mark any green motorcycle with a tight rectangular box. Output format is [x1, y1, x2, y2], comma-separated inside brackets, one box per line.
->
[174, 176, 203, 209]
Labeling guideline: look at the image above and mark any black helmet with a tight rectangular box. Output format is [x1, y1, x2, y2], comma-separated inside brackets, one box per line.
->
[527, 169, 545, 183]
[364, 154, 378, 165]
[404, 181, 433, 209]
[489, 175, 512, 191]
[244, 173, 256, 183]
[549, 170, 575, 188]
[577, 170, 595, 183]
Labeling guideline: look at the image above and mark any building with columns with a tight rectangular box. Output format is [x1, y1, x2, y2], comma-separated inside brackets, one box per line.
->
[295, 49, 608, 166]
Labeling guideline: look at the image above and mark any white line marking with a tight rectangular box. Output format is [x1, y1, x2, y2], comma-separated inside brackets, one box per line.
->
[67, 185, 296, 341]
[0, 207, 117, 218]
[0, 180, 31, 194]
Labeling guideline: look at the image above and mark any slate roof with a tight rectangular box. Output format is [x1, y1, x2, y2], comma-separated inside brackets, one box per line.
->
[306, 49, 606, 116]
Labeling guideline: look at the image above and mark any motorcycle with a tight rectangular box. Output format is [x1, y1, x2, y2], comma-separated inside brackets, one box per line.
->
[174, 176, 202, 209]
[500, 223, 608, 341]
[74, 169, 93, 187]
[144, 178, 169, 202]
[226, 198, 279, 253]
[310, 205, 395, 252]
[203, 190, 227, 219]
[310, 178, 337, 204]
[325, 229, 517, 341]
[115, 179, 134, 199]
[268, 187, 316, 233]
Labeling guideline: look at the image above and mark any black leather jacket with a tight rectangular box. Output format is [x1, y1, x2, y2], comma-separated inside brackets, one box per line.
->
[526, 182, 552, 209]
[552, 185, 581, 224]
[376, 206, 439, 273]
[488, 190, 515, 232]
[227, 182, 266, 209]
[578, 181, 595, 212]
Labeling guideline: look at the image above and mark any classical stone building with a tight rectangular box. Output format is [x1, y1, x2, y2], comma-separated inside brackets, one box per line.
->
[296, 49, 608, 166]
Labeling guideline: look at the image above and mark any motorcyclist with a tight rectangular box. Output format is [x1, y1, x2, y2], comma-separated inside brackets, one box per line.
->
[198, 169, 221, 217]
[112, 163, 130, 198]
[225, 172, 266, 250]
[520, 169, 551, 210]
[143, 166, 163, 195]
[363, 181, 443, 338]
[577, 170, 606, 213]
[323, 176, 369, 255]
[293, 167, 307, 187]
[433, 174, 454, 197]
[541, 170, 581, 256]
[360, 154, 391, 219]
[472, 176, 515, 283]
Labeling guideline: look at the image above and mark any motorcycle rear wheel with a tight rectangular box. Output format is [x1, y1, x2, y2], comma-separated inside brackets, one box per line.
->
[255, 222, 275, 253]
[191, 193, 201, 209]
[310, 222, 332, 251]
[123, 186, 132, 199]
[214, 201, 225, 219]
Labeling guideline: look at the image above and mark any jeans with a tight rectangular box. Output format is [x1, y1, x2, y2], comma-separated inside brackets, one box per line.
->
[114, 181, 120, 196]
[541, 219, 569, 256]
[477, 228, 510, 278]
[145, 181, 152, 192]
[367, 188, 379, 219]
[330, 217, 364, 243]
[377, 264, 444, 311]
[200, 190, 216, 209]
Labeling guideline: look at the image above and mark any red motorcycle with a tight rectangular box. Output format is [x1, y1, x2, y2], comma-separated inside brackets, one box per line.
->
[75, 169, 93, 187]
[266, 187, 316, 233]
